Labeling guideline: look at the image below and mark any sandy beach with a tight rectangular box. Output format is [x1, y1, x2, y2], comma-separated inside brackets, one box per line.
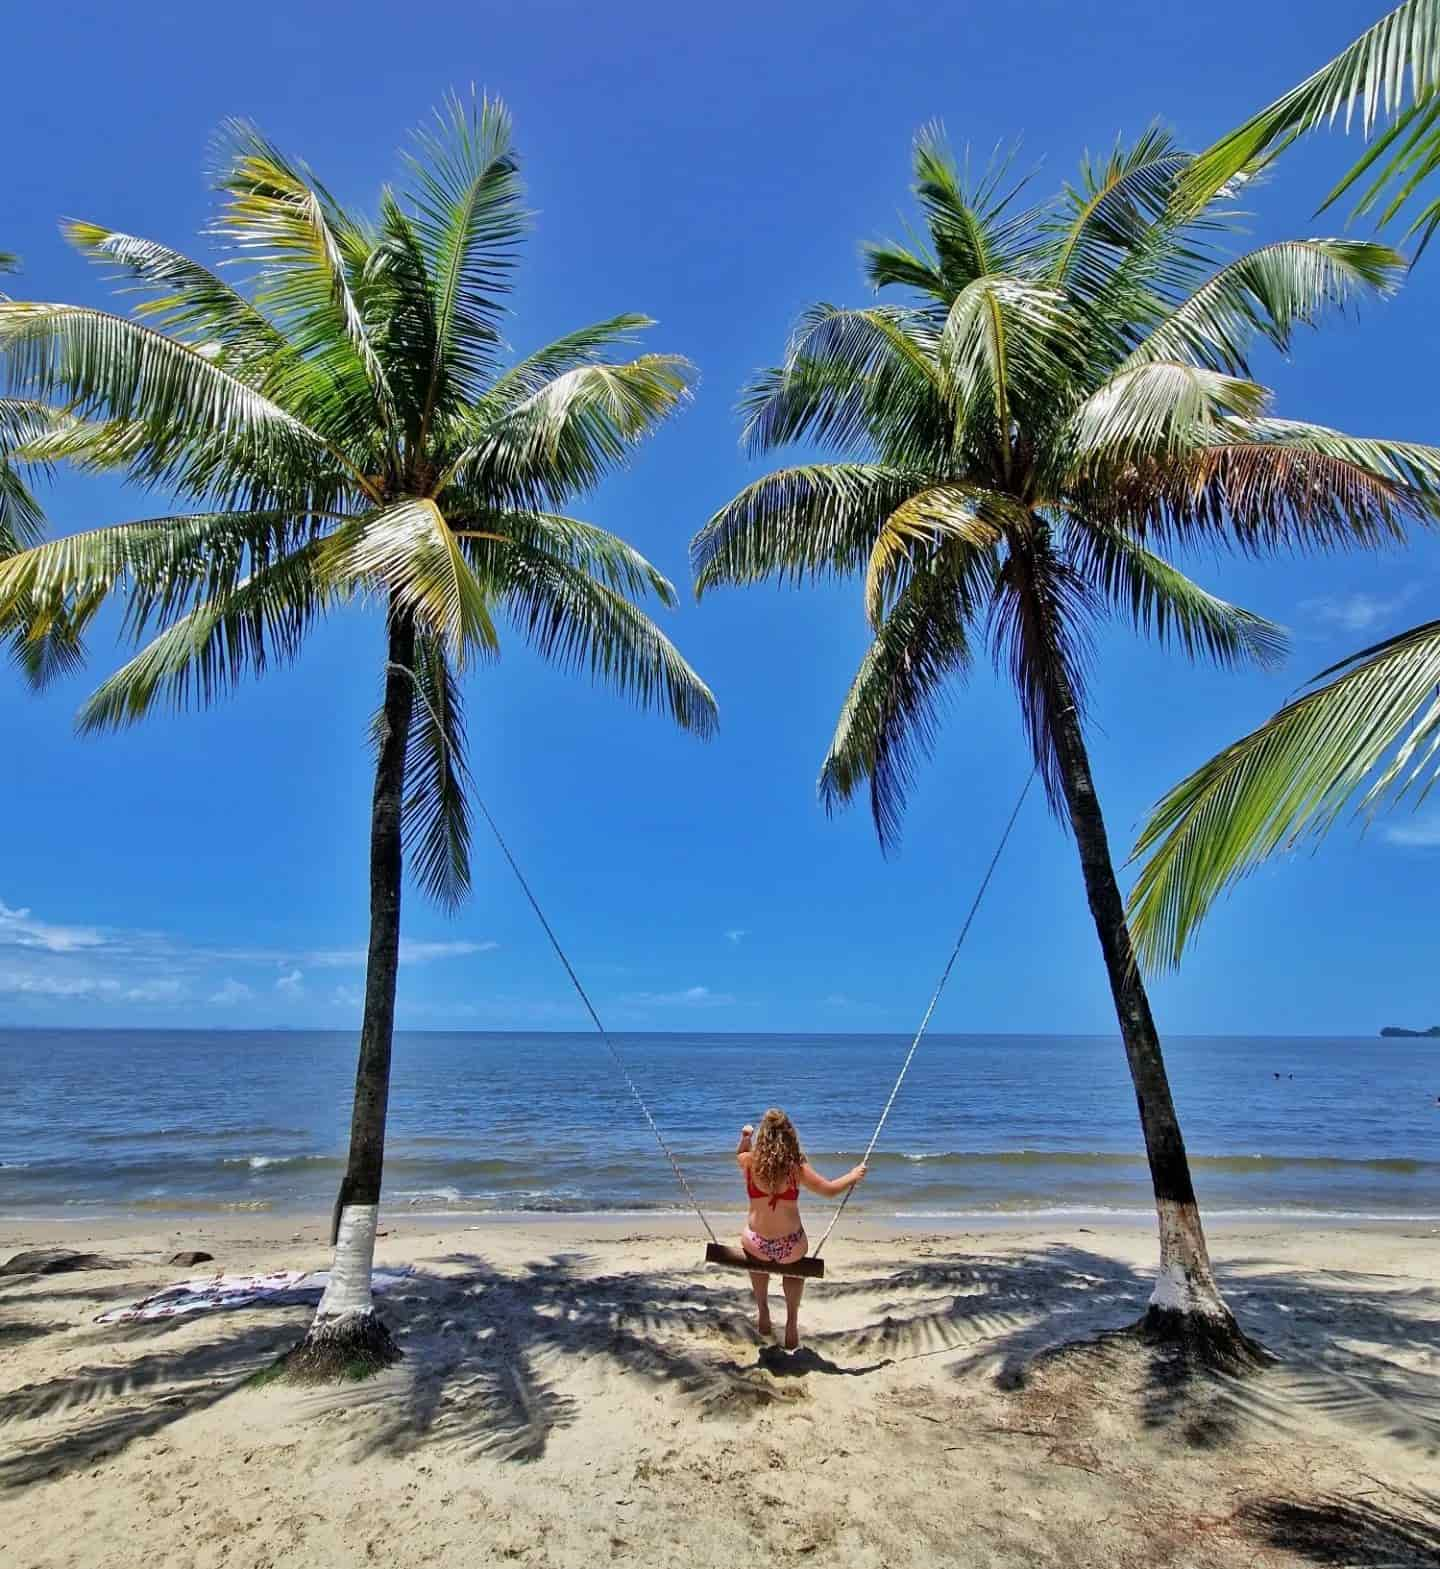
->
[2, 1212, 1437, 1567]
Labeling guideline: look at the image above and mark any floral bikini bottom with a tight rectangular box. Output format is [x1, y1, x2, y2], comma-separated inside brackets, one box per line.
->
[741, 1226, 807, 1265]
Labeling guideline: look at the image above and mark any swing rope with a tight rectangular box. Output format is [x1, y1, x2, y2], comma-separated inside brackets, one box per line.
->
[472, 793, 721, 1245]
[812, 769, 1036, 1256]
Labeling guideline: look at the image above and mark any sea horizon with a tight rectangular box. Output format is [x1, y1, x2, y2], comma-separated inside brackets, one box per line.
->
[5, 1027, 1436, 1223]
[1, 1024, 1423, 1038]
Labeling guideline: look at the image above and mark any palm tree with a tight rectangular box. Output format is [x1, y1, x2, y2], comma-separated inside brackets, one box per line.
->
[1182, 1, 1440, 242]
[0, 97, 716, 1379]
[691, 126, 1440, 1360]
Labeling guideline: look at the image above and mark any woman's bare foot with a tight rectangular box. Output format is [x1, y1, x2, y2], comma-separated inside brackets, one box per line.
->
[784, 1321, 800, 1351]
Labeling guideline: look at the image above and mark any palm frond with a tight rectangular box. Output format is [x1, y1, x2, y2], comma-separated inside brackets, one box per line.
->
[1128, 618, 1440, 968]
[938, 276, 1077, 468]
[63, 221, 287, 369]
[1046, 125, 1194, 298]
[404, 91, 525, 419]
[1064, 517, 1288, 667]
[1116, 418, 1440, 554]
[489, 542, 717, 737]
[692, 463, 930, 594]
[365, 191, 441, 419]
[465, 510, 675, 604]
[820, 551, 991, 851]
[481, 316, 655, 412]
[864, 484, 1019, 626]
[1233, 416, 1440, 495]
[1129, 239, 1405, 375]
[213, 120, 396, 434]
[741, 304, 942, 457]
[7, 595, 90, 686]
[865, 126, 1039, 301]
[0, 508, 320, 659]
[1060, 361, 1268, 472]
[1179, 0, 1440, 227]
[396, 631, 473, 909]
[1335, 92, 1440, 247]
[320, 498, 497, 664]
[0, 459, 45, 554]
[0, 301, 345, 491]
[0, 398, 70, 551]
[448, 356, 692, 507]
[76, 540, 334, 731]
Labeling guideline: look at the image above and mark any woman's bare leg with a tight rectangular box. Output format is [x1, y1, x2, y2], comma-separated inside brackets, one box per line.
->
[749, 1270, 772, 1335]
[782, 1275, 805, 1349]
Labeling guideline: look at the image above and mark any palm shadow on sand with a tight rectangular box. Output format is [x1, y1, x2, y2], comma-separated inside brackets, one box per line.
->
[3, 1234, 1438, 1558]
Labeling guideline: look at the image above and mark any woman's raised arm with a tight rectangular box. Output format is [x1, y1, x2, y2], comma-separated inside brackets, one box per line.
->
[799, 1161, 867, 1199]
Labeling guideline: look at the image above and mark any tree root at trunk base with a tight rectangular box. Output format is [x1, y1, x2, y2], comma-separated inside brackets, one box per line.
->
[1007, 1308, 1272, 1390]
[269, 1310, 402, 1386]
[1134, 1304, 1272, 1375]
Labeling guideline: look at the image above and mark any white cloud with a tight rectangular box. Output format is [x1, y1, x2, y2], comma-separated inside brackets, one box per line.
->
[123, 979, 183, 1003]
[0, 900, 107, 954]
[330, 984, 364, 1009]
[822, 992, 853, 1008]
[0, 970, 181, 1003]
[1384, 814, 1440, 848]
[275, 968, 305, 996]
[0, 894, 497, 1019]
[623, 984, 735, 1008]
[209, 978, 253, 1006]
[296, 939, 499, 968]
[0, 971, 107, 999]
[724, 928, 747, 945]
[1301, 587, 1419, 635]
[400, 939, 498, 964]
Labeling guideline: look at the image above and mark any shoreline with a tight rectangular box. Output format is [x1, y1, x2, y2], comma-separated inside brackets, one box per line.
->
[6, 1205, 1438, 1250]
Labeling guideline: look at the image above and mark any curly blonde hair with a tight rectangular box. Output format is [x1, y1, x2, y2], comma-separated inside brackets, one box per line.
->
[750, 1108, 804, 1192]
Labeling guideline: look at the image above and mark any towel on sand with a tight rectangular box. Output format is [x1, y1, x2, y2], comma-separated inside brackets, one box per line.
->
[96, 1266, 413, 1324]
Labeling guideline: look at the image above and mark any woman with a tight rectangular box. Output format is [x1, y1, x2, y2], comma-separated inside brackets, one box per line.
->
[736, 1108, 866, 1349]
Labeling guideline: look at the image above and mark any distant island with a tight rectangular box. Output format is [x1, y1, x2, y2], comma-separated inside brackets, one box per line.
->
[1379, 1024, 1440, 1038]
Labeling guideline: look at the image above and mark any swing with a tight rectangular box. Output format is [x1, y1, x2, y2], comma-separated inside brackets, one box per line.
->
[475, 775, 1033, 1279]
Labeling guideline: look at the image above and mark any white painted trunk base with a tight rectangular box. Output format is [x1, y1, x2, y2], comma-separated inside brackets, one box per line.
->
[1150, 1197, 1228, 1319]
[315, 1203, 379, 1323]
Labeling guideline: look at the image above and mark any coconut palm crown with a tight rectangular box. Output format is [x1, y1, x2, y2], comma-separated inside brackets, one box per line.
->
[692, 124, 1440, 1353]
[0, 97, 716, 1375]
[0, 98, 715, 900]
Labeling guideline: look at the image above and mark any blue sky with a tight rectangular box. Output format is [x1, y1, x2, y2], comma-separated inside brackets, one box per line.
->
[2, 0, 1436, 1036]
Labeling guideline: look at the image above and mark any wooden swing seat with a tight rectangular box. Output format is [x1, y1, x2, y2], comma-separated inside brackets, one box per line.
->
[704, 1242, 826, 1279]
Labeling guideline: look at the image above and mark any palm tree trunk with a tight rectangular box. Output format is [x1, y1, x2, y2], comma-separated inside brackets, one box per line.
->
[1043, 667, 1262, 1364]
[286, 604, 416, 1381]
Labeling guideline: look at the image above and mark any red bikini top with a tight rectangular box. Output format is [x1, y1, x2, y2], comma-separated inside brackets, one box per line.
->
[745, 1166, 799, 1208]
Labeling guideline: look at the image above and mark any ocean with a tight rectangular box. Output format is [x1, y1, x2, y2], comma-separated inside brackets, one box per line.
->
[2, 1029, 1437, 1222]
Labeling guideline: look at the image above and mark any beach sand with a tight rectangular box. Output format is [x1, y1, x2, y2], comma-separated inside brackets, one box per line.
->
[2, 1212, 1437, 1567]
